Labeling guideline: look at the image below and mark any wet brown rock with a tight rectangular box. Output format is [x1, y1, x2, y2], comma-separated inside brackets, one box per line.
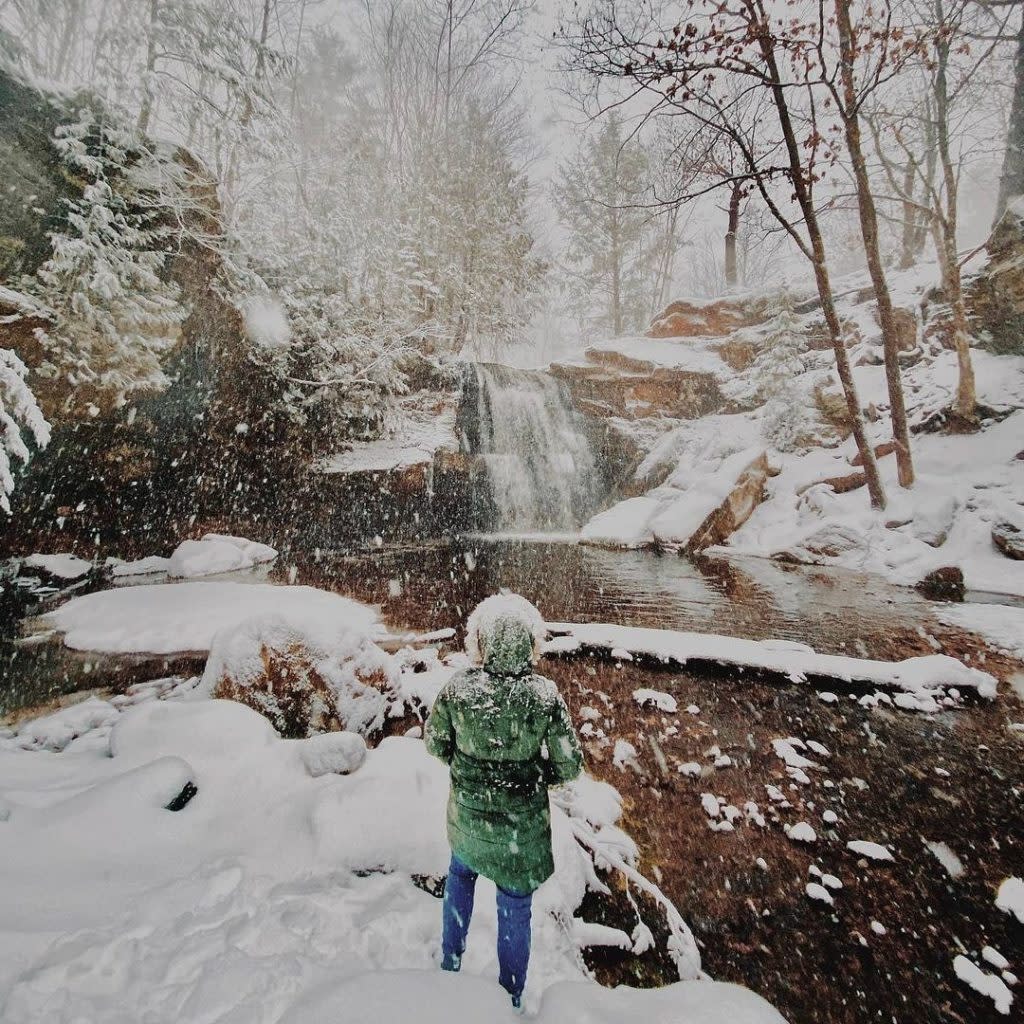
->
[212, 640, 342, 739]
[713, 336, 759, 371]
[915, 566, 965, 602]
[208, 620, 397, 738]
[647, 297, 772, 339]
[550, 359, 727, 421]
[686, 452, 775, 551]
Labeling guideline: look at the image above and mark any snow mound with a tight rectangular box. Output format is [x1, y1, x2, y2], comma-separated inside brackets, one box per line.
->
[996, 876, 1024, 923]
[23, 553, 92, 580]
[548, 621, 995, 700]
[167, 533, 278, 578]
[298, 731, 367, 776]
[43, 582, 379, 655]
[15, 697, 119, 752]
[203, 610, 398, 737]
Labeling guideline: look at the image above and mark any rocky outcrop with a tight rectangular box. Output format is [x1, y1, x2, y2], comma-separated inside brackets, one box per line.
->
[551, 347, 728, 422]
[968, 200, 1024, 356]
[685, 451, 775, 551]
[582, 448, 774, 552]
[647, 297, 772, 339]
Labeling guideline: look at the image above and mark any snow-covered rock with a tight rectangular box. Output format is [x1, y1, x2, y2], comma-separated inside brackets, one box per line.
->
[167, 533, 278, 578]
[581, 438, 773, 553]
[633, 688, 678, 713]
[22, 553, 93, 580]
[204, 610, 398, 737]
[846, 840, 894, 862]
[953, 955, 1014, 1016]
[786, 822, 817, 843]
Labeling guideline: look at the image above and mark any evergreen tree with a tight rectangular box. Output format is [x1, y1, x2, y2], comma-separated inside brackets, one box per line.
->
[753, 292, 813, 452]
[0, 344, 50, 514]
[24, 112, 187, 417]
[554, 115, 654, 337]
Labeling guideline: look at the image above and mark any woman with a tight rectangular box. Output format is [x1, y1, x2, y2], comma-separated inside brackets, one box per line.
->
[424, 593, 583, 1008]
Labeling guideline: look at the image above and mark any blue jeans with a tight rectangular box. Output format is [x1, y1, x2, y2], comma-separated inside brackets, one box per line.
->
[440, 853, 532, 1005]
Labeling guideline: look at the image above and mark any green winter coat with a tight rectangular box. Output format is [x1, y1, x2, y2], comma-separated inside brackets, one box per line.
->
[424, 617, 583, 895]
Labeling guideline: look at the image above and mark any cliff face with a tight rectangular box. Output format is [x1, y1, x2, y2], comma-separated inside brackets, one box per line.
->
[0, 67, 260, 554]
[969, 201, 1024, 356]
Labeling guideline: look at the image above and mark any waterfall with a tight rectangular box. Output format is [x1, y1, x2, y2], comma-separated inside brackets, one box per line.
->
[470, 363, 600, 532]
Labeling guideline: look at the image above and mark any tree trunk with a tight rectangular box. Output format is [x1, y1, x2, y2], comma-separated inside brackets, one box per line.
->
[835, 0, 914, 487]
[933, 11, 978, 427]
[610, 205, 623, 335]
[755, 12, 886, 509]
[136, 0, 160, 135]
[933, 219, 978, 427]
[898, 160, 918, 269]
[995, 17, 1024, 224]
[724, 183, 741, 289]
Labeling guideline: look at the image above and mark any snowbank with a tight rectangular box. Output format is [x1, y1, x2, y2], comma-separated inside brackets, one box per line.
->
[42, 581, 379, 654]
[22, 553, 93, 580]
[0, 688, 756, 1020]
[167, 533, 278, 578]
[545, 621, 996, 701]
[937, 603, 1024, 663]
[283, 970, 787, 1024]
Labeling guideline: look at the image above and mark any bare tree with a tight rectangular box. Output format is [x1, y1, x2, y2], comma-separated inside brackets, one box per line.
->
[561, 0, 889, 507]
[833, 0, 915, 485]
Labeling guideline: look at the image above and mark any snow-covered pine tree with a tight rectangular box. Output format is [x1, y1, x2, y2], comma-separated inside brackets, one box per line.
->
[25, 111, 187, 418]
[754, 291, 813, 452]
[0, 345, 50, 514]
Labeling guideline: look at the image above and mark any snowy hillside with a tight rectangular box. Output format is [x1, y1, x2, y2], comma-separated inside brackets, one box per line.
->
[577, 256, 1024, 599]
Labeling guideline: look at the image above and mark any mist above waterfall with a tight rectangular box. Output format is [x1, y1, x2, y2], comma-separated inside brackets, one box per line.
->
[471, 364, 600, 532]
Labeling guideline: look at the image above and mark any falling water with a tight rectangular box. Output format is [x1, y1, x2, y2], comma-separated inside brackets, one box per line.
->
[470, 363, 601, 531]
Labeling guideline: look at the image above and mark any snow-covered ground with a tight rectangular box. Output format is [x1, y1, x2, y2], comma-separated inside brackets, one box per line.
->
[546, 621, 996, 710]
[1, 584, 791, 1023]
[0, 700, 783, 1024]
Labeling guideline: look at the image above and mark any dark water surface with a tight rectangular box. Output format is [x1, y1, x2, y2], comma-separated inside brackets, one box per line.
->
[284, 535, 939, 657]
[2, 536, 947, 715]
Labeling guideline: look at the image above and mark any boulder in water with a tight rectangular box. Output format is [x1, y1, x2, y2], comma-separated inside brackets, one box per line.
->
[915, 566, 965, 602]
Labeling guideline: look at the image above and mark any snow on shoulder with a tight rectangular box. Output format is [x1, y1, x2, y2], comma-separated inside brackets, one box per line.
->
[43, 581, 379, 654]
[545, 621, 996, 703]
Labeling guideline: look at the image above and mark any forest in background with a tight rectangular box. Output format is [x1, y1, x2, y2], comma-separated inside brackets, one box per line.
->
[0, 0, 1021, 529]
